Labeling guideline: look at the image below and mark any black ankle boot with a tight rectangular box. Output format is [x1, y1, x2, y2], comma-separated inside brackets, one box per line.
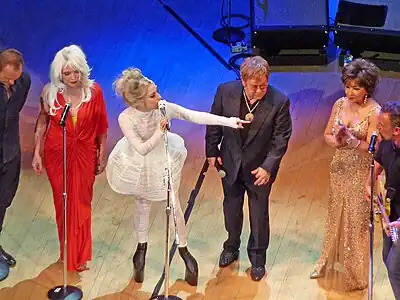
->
[178, 246, 198, 286]
[132, 242, 147, 283]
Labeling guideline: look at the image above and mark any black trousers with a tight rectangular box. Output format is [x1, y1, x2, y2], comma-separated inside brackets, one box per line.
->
[0, 155, 21, 233]
[222, 167, 272, 267]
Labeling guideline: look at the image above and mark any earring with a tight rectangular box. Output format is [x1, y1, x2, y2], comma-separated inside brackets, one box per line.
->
[363, 94, 368, 105]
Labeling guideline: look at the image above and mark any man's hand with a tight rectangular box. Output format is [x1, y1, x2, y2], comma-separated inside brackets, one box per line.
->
[207, 157, 222, 169]
[251, 167, 270, 186]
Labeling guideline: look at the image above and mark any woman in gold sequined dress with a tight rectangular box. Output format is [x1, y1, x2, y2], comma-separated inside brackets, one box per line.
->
[310, 59, 381, 292]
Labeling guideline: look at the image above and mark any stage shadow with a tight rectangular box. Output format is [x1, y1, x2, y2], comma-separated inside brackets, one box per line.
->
[0, 261, 82, 299]
[92, 279, 152, 300]
[185, 262, 270, 300]
[93, 261, 270, 300]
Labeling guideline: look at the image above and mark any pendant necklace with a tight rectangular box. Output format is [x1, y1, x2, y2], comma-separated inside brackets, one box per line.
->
[243, 91, 260, 122]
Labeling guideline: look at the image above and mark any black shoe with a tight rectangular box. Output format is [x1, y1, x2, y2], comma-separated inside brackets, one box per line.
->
[219, 249, 239, 267]
[178, 246, 198, 286]
[250, 266, 265, 281]
[132, 243, 147, 283]
[0, 246, 16, 267]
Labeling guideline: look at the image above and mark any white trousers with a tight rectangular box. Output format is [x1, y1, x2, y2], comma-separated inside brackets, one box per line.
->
[134, 194, 187, 247]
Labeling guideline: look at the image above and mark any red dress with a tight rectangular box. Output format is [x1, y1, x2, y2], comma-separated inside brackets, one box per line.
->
[44, 83, 108, 271]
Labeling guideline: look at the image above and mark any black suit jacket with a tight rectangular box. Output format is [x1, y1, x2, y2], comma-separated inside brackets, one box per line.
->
[0, 72, 31, 163]
[205, 80, 292, 185]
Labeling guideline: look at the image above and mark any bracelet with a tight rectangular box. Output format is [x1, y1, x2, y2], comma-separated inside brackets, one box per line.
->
[346, 136, 360, 149]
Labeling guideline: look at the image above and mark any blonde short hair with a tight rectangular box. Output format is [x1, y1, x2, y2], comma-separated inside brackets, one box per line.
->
[240, 56, 270, 81]
[113, 68, 153, 107]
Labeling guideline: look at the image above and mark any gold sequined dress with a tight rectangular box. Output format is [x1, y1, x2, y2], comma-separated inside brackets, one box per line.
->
[314, 97, 379, 292]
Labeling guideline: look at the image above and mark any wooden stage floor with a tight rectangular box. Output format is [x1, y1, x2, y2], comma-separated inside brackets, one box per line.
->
[1, 0, 400, 299]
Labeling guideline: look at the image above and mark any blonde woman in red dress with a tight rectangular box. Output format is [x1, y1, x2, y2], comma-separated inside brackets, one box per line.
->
[32, 45, 108, 272]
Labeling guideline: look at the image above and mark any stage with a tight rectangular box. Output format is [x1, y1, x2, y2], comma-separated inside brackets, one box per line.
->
[0, 0, 400, 299]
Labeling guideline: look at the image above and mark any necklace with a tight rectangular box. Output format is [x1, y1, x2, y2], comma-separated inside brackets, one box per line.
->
[243, 92, 260, 122]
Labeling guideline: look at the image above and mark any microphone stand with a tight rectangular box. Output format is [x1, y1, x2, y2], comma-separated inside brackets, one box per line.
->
[213, 0, 246, 45]
[368, 147, 376, 300]
[150, 127, 182, 300]
[48, 105, 83, 300]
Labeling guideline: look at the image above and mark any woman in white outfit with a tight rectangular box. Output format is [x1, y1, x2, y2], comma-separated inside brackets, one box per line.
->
[106, 68, 248, 286]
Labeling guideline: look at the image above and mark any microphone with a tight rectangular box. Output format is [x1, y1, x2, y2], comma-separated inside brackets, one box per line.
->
[59, 102, 72, 127]
[215, 160, 226, 178]
[158, 100, 170, 130]
[368, 131, 378, 153]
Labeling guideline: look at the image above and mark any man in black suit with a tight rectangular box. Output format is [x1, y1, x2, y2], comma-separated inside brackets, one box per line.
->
[0, 49, 31, 280]
[205, 56, 292, 281]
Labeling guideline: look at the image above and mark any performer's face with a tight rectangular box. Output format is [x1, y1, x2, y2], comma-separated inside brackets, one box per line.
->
[61, 65, 81, 88]
[242, 75, 268, 101]
[344, 79, 368, 104]
[0, 64, 22, 89]
[378, 112, 400, 140]
[144, 83, 161, 110]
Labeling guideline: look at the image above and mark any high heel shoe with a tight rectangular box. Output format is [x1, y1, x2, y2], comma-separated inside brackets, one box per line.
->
[310, 263, 325, 279]
[309, 269, 323, 279]
[132, 242, 147, 283]
[178, 246, 198, 286]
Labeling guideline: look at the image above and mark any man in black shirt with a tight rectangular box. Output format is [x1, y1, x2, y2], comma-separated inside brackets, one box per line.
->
[0, 49, 31, 280]
[365, 101, 400, 299]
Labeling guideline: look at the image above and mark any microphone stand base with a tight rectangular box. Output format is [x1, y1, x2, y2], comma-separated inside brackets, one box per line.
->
[48, 285, 83, 300]
[150, 296, 183, 300]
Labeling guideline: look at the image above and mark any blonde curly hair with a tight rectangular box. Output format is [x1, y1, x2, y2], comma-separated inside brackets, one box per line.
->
[114, 68, 153, 107]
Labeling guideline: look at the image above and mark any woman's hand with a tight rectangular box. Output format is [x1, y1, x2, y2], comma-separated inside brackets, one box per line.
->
[229, 117, 251, 129]
[96, 152, 106, 175]
[334, 123, 355, 148]
[32, 153, 44, 175]
[160, 118, 169, 132]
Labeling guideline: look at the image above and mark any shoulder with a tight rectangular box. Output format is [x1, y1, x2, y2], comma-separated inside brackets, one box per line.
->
[91, 82, 103, 95]
[368, 100, 381, 114]
[216, 80, 241, 93]
[332, 97, 346, 110]
[377, 140, 393, 159]
[118, 110, 129, 125]
[20, 72, 31, 85]
[335, 97, 346, 105]
[379, 140, 393, 150]
[40, 83, 51, 97]
[40, 83, 53, 105]
[118, 108, 134, 121]
[267, 85, 289, 106]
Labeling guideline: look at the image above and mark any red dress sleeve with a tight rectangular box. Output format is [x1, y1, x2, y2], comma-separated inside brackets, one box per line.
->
[93, 83, 108, 136]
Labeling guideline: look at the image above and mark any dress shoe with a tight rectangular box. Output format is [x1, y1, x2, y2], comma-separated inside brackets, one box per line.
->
[0, 259, 9, 281]
[178, 246, 198, 286]
[0, 246, 16, 267]
[250, 266, 265, 281]
[219, 249, 239, 267]
[132, 242, 147, 283]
